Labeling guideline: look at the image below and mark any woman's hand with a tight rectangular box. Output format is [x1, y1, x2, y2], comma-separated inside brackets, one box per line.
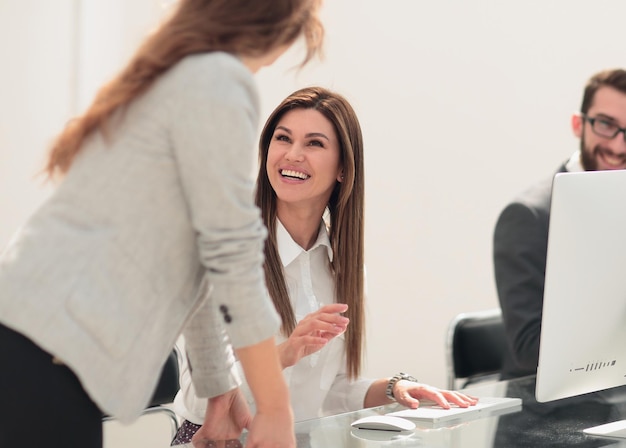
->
[192, 388, 250, 447]
[235, 337, 296, 447]
[244, 407, 296, 448]
[278, 303, 349, 368]
[393, 381, 479, 410]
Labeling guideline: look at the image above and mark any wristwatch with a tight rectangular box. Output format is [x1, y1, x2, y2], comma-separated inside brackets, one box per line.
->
[386, 372, 418, 401]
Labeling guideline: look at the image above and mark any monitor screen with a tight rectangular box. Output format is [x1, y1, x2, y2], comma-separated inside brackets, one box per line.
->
[535, 170, 626, 403]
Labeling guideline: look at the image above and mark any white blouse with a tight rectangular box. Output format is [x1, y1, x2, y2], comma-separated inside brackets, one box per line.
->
[173, 219, 373, 423]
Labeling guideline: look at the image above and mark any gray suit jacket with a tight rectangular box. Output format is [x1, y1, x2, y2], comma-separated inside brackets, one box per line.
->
[493, 164, 567, 379]
[0, 52, 280, 422]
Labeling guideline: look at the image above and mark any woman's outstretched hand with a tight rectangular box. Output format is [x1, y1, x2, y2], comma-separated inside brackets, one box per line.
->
[278, 303, 349, 368]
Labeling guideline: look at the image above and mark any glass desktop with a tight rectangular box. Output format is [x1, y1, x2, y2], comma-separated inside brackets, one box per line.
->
[177, 375, 626, 447]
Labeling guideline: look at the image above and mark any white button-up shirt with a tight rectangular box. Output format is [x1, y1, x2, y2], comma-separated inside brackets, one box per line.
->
[565, 150, 584, 172]
[174, 219, 373, 423]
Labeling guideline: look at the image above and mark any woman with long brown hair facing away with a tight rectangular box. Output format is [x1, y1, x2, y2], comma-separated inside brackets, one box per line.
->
[0, 1, 324, 447]
[173, 86, 477, 445]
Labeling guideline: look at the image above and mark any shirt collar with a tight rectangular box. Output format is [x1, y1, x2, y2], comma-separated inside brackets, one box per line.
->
[276, 218, 333, 267]
[565, 150, 584, 172]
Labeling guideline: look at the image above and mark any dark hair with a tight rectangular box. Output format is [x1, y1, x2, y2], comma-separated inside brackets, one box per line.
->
[255, 86, 365, 379]
[45, 0, 323, 179]
[580, 69, 626, 114]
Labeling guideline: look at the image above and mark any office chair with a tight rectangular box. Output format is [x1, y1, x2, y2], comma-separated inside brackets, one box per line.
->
[445, 308, 506, 390]
[103, 346, 181, 440]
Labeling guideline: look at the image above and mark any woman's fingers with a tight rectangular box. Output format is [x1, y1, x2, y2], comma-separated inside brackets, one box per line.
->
[279, 303, 350, 367]
[443, 391, 479, 407]
[317, 303, 348, 314]
[294, 309, 349, 336]
[396, 382, 479, 410]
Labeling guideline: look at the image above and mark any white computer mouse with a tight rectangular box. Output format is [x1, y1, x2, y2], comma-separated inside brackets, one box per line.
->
[351, 415, 416, 431]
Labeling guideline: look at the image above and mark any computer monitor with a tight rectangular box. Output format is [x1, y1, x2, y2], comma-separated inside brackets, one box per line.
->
[536, 170, 626, 405]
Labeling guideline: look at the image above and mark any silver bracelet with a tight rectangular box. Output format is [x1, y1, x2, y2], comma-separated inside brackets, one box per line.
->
[385, 372, 418, 401]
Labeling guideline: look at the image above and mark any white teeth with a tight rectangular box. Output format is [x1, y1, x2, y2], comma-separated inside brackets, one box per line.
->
[603, 154, 626, 167]
[281, 169, 310, 180]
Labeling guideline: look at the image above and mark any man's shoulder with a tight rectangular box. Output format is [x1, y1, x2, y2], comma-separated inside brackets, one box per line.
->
[514, 177, 553, 210]
[508, 164, 567, 212]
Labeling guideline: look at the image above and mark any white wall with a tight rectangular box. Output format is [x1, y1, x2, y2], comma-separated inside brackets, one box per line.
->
[2, 0, 626, 390]
[0, 0, 76, 240]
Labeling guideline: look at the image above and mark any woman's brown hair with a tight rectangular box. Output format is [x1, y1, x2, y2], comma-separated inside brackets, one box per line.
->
[255, 86, 365, 379]
[45, 0, 323, 179]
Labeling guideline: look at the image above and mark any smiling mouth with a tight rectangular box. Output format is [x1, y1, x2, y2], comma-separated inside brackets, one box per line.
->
[281, 169, 310, 180]
[597, 147, 626, 168]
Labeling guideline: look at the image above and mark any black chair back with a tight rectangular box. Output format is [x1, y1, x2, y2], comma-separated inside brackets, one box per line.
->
[148, 349, 180, 407]
[446, 309, 506, 389]
[102, 347, 181, 440]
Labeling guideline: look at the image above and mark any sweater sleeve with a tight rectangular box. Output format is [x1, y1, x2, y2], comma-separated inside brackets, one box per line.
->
[168, 53, 280, 398]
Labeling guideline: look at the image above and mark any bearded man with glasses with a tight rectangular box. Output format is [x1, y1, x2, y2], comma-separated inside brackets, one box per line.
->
[493, 69, 626, 380]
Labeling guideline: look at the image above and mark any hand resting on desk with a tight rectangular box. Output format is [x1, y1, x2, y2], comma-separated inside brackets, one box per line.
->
[392, 380, 478, 410]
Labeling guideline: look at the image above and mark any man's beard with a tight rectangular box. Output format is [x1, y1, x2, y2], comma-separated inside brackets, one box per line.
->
[580, 138, 599, 171]
[580, 133, 626, 171]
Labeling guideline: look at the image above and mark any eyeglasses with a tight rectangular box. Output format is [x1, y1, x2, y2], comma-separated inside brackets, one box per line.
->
[583, 114, 626, 142]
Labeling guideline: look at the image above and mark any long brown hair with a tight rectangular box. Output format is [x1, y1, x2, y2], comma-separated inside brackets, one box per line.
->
[45, 0, 324, 179]
[255, 87, 365, 379]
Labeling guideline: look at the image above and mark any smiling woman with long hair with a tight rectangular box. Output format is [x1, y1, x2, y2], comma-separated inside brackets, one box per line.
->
[173, 87, 477, 445]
